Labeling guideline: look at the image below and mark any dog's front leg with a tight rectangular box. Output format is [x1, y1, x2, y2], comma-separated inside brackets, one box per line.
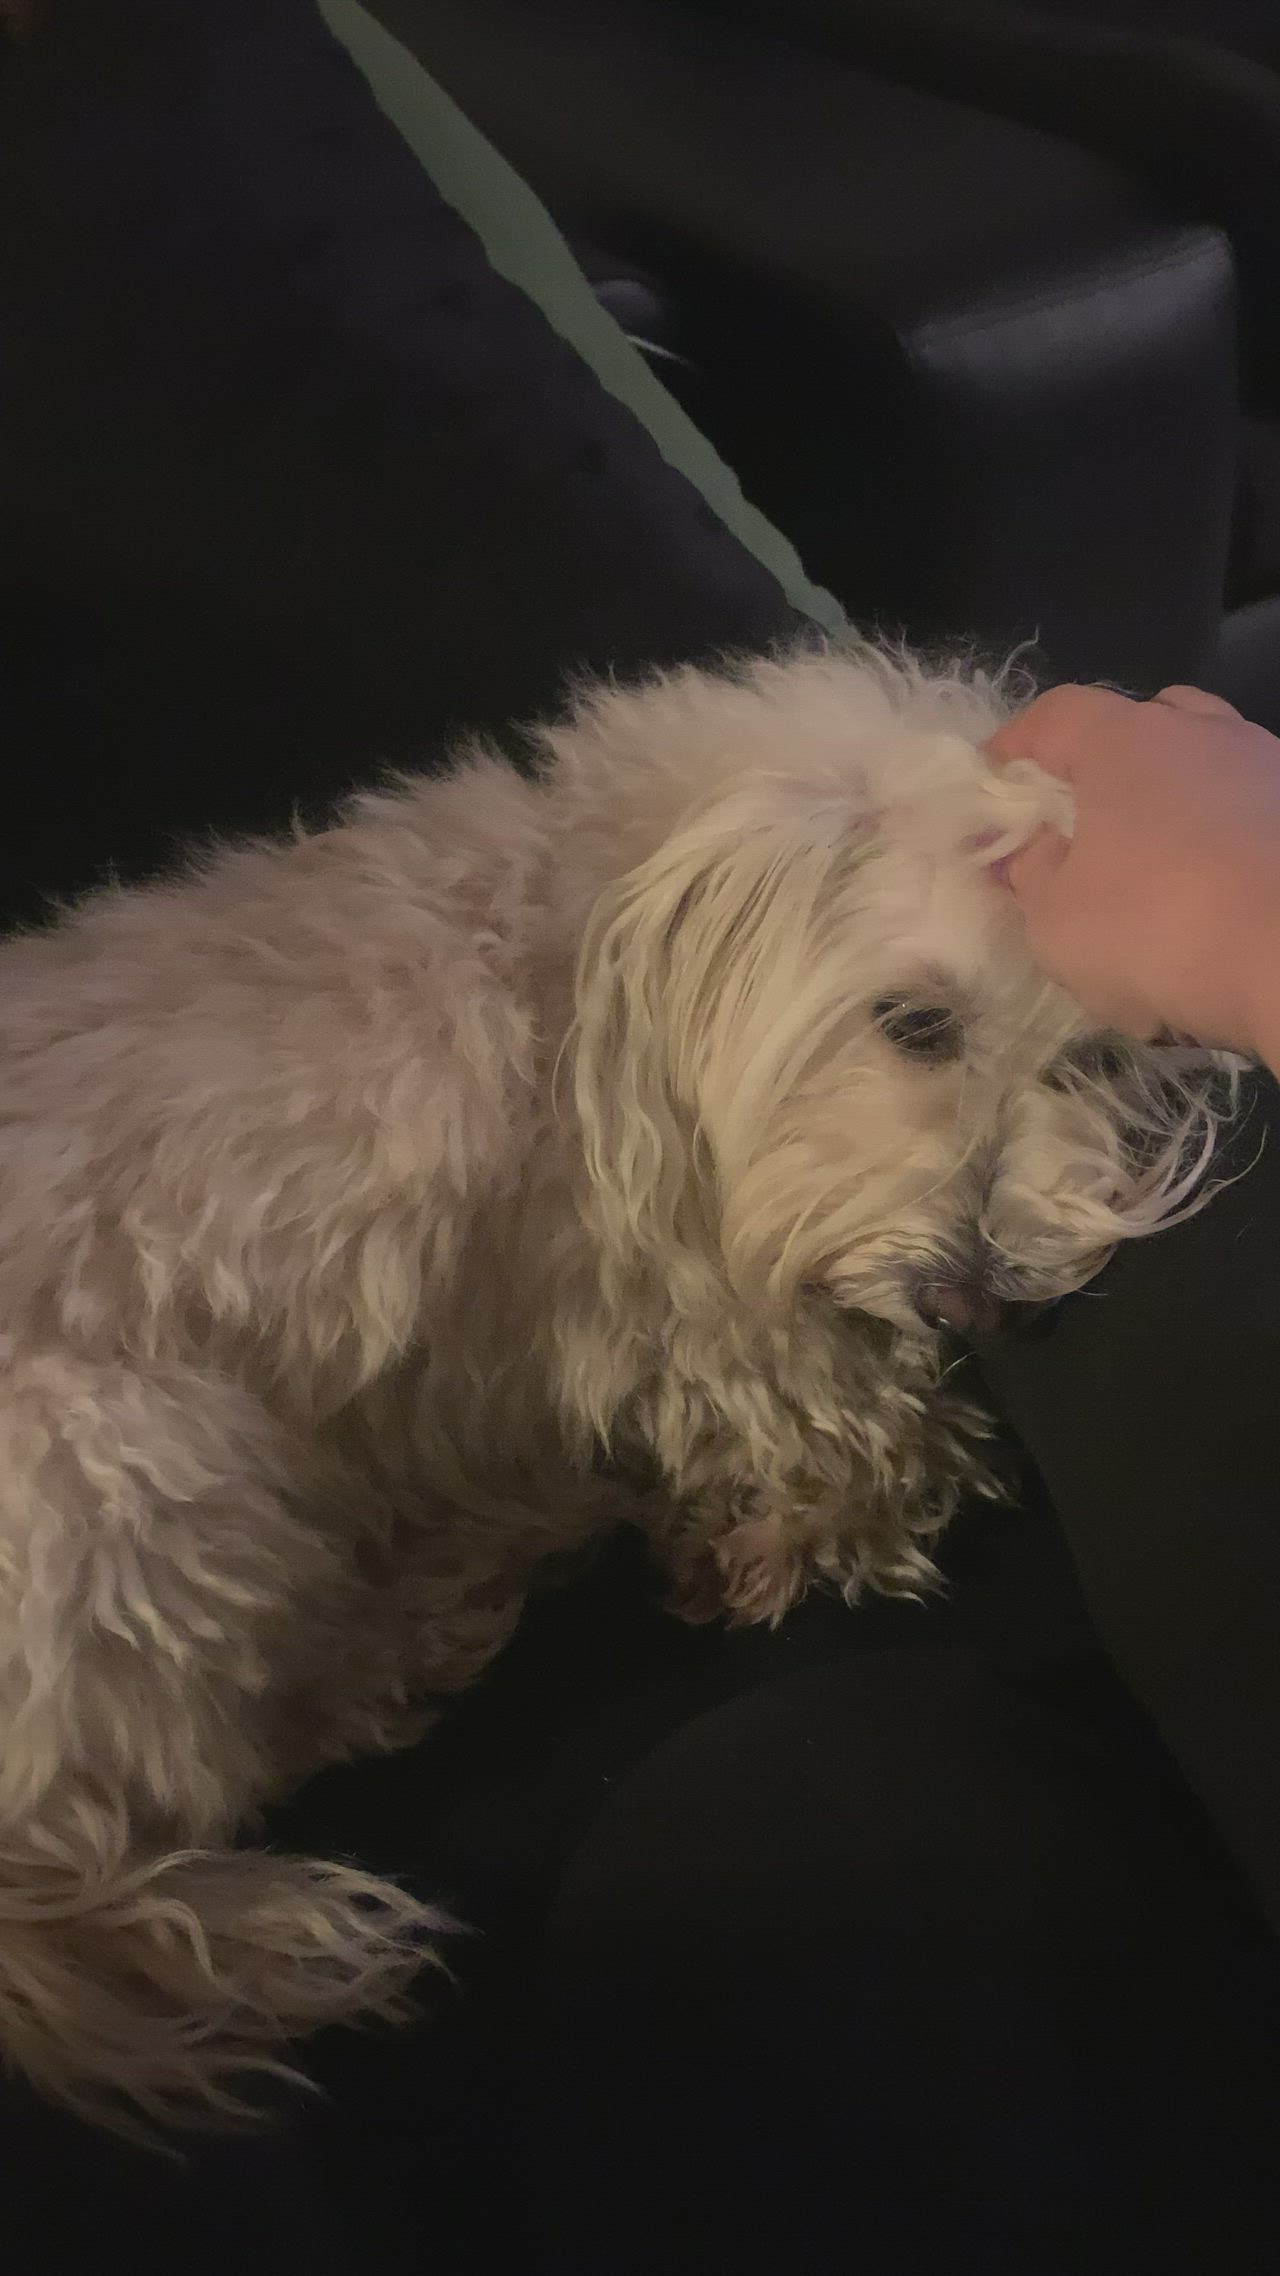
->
[629, 1339, 991, 1624]
[643, 1467, 875, 1628]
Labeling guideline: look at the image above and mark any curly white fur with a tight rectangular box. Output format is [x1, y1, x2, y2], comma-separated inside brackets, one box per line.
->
[0, 639, 1231, 2132]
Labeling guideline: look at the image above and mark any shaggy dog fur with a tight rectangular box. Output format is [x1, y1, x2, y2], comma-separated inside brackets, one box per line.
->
[0, 641, 1228, 2133]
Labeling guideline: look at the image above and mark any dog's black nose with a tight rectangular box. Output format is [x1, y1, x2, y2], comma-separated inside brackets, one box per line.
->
[914, 1281, 1004, 1339]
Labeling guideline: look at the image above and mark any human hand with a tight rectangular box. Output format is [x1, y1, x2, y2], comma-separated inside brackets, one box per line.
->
[986, 683, 1280, 1057]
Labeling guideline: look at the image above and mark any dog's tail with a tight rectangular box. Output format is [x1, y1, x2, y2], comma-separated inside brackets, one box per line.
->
[0, 1834, 448, 2139]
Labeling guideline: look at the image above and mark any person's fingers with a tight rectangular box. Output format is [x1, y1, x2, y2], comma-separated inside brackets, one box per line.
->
[1150, 685, 1241, 719]
[986, 684, 1136, 774]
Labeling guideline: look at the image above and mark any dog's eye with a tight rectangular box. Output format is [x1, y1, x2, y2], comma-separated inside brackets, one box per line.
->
[872, 999, 963, 1064]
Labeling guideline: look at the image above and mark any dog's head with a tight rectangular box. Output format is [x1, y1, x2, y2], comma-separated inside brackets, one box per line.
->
[567, 648, 1230, 1349]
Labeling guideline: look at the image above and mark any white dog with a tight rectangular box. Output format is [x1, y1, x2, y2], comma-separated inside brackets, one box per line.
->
[0, 641, 1227, 2133]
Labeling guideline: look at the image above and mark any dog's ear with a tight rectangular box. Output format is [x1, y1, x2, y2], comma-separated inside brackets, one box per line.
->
[567, 785, 870, 1290]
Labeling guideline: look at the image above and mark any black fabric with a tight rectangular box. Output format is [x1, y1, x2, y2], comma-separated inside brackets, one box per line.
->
[1006, 0, 1280, 64]
[0, 0, 798, 928]
[688, 0, 1280, 393]
[402, 0, 1238, 692]
[518, 1650, 1280, 2275]
[0, 5, 1277, 2270]
[1214, 590, 1280, 735]
[980, 1075, 1280, 1945]
[697, 0, 1280, 72]
[20, 1510, 1277, 2271]
[264, 1491, 1280, 2273]
[402, 0, 1280, 726]
[1233, 418, 1280, 604]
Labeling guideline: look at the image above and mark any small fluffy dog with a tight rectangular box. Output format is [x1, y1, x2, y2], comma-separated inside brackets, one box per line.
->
[0, 642, 1227, 2133]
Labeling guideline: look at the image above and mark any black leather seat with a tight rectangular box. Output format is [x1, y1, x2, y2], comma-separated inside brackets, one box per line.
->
[390, 0, 1280, 724]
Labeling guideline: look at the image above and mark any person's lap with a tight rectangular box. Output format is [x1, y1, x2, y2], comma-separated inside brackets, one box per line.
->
[268, 1484, 1277, 2272]
[981, 1069, 1280, 1942]
[517, 1647, 1280, 2276]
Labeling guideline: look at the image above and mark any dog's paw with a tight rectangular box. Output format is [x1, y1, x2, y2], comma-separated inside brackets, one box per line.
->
[659, 1495, 824, 1629]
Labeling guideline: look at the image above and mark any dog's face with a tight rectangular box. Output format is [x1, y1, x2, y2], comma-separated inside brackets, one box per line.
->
[721, 829, 1176, 1341]
[559, 647, 1229, 1610]
[569, 654, 1225, 1353]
